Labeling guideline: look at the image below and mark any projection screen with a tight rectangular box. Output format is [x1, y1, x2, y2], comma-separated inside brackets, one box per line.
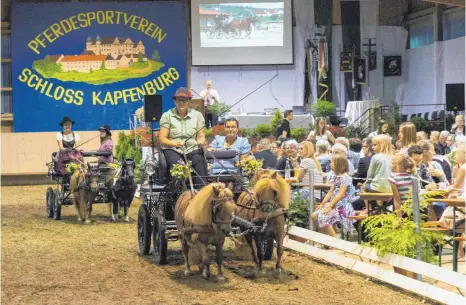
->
[191, 0, 293, 65]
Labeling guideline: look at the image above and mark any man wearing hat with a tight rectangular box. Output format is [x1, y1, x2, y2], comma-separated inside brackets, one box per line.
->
[98, 125, 114, 163]
[159, 87, 208, 189]
[56, 117, 80, 150]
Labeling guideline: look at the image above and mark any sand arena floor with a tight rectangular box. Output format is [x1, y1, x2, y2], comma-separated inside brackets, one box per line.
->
[1, 185, 435, 305]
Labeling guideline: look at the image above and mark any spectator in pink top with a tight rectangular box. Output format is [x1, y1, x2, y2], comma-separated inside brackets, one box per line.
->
[98, 125, 114, 163]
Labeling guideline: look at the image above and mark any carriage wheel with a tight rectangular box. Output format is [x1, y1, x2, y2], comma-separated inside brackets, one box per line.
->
[153, 214, 168, 265]
[52, 190, 61, 220]
[233, 30, 240, 39]
[206, 29, 214, 39]
[261, 238, 274, 260]
[224, 30, 232, 39]
[46, 187, 54, 218]
[216, 30, 223, 39]
[137, 204, 152, 255]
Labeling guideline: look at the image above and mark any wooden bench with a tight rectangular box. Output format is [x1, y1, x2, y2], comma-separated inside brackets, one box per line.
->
[357, 192, 394, 202]
[348, 211, 368, 244]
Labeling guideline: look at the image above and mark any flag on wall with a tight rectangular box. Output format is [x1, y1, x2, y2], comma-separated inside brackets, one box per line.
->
[384, 56, 402, 76]
[340, 52, 352, 72]
[354, 58, 366, 84]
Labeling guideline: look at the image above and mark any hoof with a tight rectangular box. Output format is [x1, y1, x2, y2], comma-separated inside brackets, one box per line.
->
[184, 270, 192, 276]
[202, 273, 209, 280]
[124, 217, 130, 223]
[274, 268, 282, 278]
[217, 275, 226, 282]
[77, 217, 82, 222]
[84, 219, 92, 224]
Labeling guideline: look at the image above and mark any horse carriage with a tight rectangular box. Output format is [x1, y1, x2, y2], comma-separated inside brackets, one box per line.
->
[137, 143, 286, 278]
[206, 14, 257, 39]
[45, 149, 137, 222]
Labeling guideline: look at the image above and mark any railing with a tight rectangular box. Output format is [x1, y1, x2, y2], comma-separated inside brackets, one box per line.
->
[345, 105, 389, 135]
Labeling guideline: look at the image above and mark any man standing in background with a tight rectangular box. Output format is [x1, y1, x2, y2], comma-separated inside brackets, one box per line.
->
[276, 109, 293, 142]
[200, 80, 220, 127]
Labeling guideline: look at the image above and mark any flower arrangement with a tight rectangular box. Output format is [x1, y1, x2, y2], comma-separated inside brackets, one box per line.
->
[66, 162, 81, 175]
[238, 158, 263, 176]
[170, 160, 192, 180]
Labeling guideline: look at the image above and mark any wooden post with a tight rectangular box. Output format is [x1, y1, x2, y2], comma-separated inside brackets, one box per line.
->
[411, 176, 422, 281]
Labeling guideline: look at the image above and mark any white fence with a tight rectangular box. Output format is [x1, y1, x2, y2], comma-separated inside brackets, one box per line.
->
[284, 226, 466, 305]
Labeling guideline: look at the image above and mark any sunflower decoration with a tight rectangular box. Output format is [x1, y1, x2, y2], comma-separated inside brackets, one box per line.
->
[238, 158, 263, 177]
[170, 160, 192, 180]
[66, 162, 81, 175]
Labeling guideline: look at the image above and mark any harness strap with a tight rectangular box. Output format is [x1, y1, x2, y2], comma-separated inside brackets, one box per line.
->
[252, 208, 287, 222]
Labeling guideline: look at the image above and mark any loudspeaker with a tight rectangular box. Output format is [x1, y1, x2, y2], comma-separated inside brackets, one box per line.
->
[144, 95, 163, 122]
[446, 83, 465, 112]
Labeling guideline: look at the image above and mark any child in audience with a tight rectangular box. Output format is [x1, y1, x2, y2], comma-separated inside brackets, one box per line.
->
[388, 153, 417, 218]
[365, 135, 393, 193]
[311, 153, 355, 237]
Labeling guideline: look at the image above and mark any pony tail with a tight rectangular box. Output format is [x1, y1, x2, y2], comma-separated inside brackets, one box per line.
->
[312, 156, 322, 173]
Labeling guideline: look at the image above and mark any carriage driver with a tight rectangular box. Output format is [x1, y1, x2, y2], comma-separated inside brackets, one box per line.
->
[56, 117, 80, 150]
[208, 117, 251, 176]
[159, 87, 208, 189]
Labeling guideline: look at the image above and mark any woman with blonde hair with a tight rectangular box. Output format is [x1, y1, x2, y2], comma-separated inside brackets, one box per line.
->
[296, 141, 323, 184]
[398, 122, 417, 154]
[451, 114, 465, 136]
[430, 131, 440, 145]
[416, 131, 428, 143]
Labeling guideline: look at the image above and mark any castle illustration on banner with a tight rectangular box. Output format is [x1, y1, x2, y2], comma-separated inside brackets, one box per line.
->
[33, 36, 164, 85]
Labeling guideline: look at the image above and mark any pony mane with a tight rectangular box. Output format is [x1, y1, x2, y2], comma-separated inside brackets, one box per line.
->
[184, 183, 234, 226]
[253, 171, 290, 209]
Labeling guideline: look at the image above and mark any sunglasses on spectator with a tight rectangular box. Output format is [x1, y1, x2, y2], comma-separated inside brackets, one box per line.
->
[175, 98, 190, 103]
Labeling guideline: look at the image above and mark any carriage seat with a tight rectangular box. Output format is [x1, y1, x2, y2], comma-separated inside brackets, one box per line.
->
[205, 150, 238, 161]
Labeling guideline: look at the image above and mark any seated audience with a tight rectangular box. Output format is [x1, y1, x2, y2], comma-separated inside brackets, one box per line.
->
[365, 134, 393, 193]
[451, 114, 465, 136]
[254, 139, 277, 169]
[446, 134, 456, 151]
[435, 131, 451, 155]
[315, 140, 331, 172]
[307, 117, 335, 146]
[325, 144, 355, 174]
[416, 131, 428, 143]
[388, 153, 417, 218]
[276, 140, 300, 178]
[353, 138, 373, 187]
[336, 137, 360, 171]
[368, 120, 391, 139]
[398, 122, 417, 154]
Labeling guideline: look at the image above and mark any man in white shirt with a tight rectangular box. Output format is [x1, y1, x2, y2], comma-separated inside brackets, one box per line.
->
[199, 80, 220, 107]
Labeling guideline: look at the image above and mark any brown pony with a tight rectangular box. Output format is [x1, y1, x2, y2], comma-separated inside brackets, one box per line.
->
[175, 183, 236, 280]
[69, 163, 99, 223]
[236, 170, 290, 275]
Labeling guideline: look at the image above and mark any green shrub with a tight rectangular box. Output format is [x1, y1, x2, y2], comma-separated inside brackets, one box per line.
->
[362, 192, 445, 263]
[310, 99, 336, 117]
[410, 117, 428, 133]
[270, 109, 283, 130]
[207, 101, 230, 115]
[343, 125, 367, 139]
[255, 124, 273, 137]
[288, 192, 309, 229]
[290, 127, 306, 140]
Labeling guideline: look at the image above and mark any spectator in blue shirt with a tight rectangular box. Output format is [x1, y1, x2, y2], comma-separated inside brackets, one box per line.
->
[209, 117, 251, 175]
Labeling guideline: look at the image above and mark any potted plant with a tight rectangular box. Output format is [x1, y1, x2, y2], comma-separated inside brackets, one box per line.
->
[288, 191, 310, 243]
[254, 123, 273, 137]
[290, 127, 306, 142]
[310, 99, 336, 118]
[362, 192, 446, 278]
[207, 101, 230, 126]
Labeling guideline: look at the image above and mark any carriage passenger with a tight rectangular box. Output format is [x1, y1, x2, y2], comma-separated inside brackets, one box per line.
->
[98, 125, 114, 163]
[56, 117, 80, 150]
[208, 117, 251, 175]
[159, 88, 208, 189]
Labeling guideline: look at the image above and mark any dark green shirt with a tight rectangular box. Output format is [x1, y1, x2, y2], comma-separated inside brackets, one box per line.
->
[160, 107, 205, 154]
